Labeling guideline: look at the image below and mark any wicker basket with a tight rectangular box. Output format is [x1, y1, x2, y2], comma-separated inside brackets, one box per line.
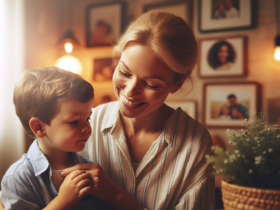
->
[221, 180, 280, 210]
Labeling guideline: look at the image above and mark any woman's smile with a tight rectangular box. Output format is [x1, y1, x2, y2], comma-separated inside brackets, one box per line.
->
[122, 95, 146, 107]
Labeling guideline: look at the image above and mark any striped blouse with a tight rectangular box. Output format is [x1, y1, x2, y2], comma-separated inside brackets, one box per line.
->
[81, 101, 215, 210]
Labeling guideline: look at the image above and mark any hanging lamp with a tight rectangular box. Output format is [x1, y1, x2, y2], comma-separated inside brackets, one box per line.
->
[273, 0, 280, 61]
[55, 0, 82, 74]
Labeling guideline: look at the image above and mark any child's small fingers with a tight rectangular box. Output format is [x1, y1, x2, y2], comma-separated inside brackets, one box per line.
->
[61, 164, 95, 177]
[73, 172, 92, 183]
[79, 185, 93, 197]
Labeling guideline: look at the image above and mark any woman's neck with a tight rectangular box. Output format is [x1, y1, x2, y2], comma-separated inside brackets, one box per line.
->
[120, 103, 175, 163]
[120, 103, 175, 136]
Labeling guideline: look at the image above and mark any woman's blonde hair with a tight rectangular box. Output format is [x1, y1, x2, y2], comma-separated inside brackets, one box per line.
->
[113, 10, 197, 83]
[13, 66, 94, 137]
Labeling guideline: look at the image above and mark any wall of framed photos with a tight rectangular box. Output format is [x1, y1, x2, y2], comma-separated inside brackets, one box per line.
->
[24, 0, 280, 150]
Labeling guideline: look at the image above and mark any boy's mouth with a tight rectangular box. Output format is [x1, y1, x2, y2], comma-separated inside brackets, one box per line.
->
[77, 139, 87, 142]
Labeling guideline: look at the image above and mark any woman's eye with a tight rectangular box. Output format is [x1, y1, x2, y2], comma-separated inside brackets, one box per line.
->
[144, 82, 159, 89]
[119, 69, 131, 77]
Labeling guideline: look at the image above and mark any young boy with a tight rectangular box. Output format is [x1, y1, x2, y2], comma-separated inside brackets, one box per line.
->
[1, 67, 112, 210]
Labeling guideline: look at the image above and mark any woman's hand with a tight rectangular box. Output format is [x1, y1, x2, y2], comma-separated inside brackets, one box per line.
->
[0, 198, 4, 210]
[61, 164, 144, 210]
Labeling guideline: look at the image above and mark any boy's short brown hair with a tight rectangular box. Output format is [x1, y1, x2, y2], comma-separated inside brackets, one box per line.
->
[13, 66, 94, 138]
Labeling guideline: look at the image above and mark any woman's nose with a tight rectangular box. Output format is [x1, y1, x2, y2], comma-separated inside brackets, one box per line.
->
[124, 78, 141, 97]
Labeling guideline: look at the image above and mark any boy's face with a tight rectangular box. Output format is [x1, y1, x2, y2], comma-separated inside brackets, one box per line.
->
[43, 97, 94, 153]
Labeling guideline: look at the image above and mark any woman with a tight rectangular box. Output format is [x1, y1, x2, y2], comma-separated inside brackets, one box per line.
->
[207, 40, 236, 70]
[0, 11, 214, 210]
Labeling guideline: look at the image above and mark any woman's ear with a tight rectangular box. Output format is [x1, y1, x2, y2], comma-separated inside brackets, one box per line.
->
[170, 81, 184, 94]
[29, 117, 46, 138]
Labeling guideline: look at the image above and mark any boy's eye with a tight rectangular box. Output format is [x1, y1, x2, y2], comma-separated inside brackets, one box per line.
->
[87, 117, 91, 122]
[69, 120, 79, 125]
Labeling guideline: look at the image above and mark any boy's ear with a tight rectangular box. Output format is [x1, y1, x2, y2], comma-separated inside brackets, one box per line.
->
[29, 117, 46, 138]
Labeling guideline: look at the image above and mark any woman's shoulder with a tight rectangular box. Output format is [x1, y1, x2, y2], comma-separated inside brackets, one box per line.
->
[90, 101, 119, 125]
[92, 101, 119, 116]
[169, 108, 211, 140]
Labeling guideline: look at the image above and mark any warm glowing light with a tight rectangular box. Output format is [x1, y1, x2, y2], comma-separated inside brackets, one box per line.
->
[64, 42, 73, 53]
[54, 55, 82, 74]
[274, 46, 280, 61]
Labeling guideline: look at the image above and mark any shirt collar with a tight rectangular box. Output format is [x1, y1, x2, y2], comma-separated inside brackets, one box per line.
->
[100, 101, 121, 133]
[100, 102, 185, 147]
[27, 140, 86, 176]
[163, 107, 184, 147]
[27, 140, 50, 176]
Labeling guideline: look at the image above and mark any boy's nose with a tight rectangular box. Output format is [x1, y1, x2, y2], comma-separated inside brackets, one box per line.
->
[81, 124, 91, 137]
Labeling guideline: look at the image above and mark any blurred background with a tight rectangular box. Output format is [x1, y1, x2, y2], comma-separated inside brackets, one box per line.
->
[0, 0, 279, 199]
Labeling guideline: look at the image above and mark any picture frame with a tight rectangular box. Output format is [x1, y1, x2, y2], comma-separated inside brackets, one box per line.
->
[198, 0, 254, 33]
[198, 36, 247, 78]
[143, 0, 192, 26]
[93, 58, 115, 82]
[86, 2, 125, 47]
[267, 98, 280, 125]
[165, 100, 196, 119]
[203, 82, 261, 128]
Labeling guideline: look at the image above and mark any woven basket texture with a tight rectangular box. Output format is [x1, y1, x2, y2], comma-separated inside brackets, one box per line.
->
[221, 180, 280, 210]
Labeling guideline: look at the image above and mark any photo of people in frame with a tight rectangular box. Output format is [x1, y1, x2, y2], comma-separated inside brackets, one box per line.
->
[212, 0, 240, 20]
[93, 58, 115, 82]
[90, 20, 115, 46]
[86, 2, 122, 47]
[210, 91, 250, 120]
[204, 82, 259, 128]
[207, 40, 236, 71]
[199, 36, 245, 78]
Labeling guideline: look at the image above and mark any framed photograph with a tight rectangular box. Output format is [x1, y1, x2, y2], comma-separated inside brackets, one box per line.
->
[198, 36, 247, 78]
[165, 101, 196, 119]
[203, 82, 261, 128]
[267, 98, 280, 125]
[86, 2, 125, 47]
[143, 0, 192, 26]
[198, 0, 254, 33]
[93, 58, 115, 82]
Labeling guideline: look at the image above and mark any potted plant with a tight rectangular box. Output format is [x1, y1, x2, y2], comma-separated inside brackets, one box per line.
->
[206, 113, 280, 210]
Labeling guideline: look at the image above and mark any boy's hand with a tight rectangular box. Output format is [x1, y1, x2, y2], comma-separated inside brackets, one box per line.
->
[61, 164, 144, 210]
[62, 164, 118, 203]
[57, 170, 93, 209]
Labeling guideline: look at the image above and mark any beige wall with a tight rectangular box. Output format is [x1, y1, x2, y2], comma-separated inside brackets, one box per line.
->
[24, 0, 280, 150]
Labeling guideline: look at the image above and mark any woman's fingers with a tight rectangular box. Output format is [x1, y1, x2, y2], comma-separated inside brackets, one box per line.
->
[65, 169, 87, 180]
[61, 163, 98, 177]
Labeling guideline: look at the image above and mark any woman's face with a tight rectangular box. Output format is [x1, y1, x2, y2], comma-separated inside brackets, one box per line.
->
[112, 42, 181, 119]
[217, 45, 229, 65]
